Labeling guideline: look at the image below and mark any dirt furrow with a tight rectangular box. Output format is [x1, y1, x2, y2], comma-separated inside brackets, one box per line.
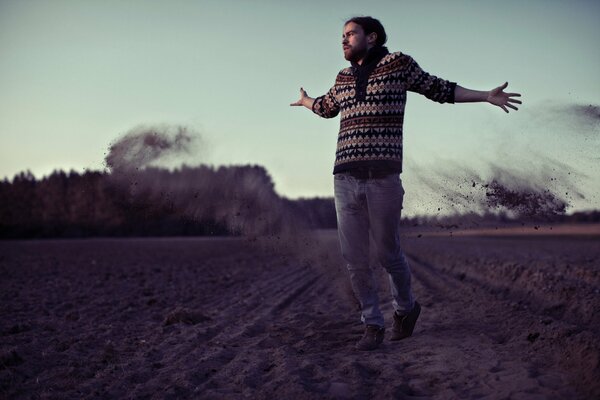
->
[407, 252, 597, 399]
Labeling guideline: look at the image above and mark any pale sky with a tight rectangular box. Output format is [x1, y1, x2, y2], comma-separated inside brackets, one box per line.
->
[1, 0, 599, 215]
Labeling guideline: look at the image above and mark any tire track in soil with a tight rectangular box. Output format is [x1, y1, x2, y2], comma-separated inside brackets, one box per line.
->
[193, 261, 327, 395]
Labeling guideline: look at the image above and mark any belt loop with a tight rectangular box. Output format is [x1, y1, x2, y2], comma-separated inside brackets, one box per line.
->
[368, 169, 373, 179]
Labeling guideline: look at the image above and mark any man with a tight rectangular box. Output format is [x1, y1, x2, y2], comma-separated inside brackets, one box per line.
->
[290, 16, 521, 351]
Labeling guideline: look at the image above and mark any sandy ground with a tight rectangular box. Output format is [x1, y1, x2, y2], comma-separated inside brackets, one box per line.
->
[1, 229, 599, 399]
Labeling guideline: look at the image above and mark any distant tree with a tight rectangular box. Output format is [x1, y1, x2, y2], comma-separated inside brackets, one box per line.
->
[0, 170, 40, 237]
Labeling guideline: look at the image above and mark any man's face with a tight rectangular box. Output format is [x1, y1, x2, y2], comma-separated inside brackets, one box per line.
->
[342, 22, 374, 63]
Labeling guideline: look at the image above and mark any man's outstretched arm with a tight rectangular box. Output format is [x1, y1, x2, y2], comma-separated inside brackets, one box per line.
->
[290, 87, 315, 110]
[291, 86, 341, 118]
[455, 82, 522, 113]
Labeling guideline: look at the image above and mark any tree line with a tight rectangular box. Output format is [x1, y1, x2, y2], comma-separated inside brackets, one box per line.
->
[0, 167, 337, 239]
[1, 167, 597, 239]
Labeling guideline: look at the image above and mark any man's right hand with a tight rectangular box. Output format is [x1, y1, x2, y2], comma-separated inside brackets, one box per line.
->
[290, 87, 314, 109]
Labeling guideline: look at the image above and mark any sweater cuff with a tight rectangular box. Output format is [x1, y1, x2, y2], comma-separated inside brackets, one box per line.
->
[447, 82, 456, 104]
[311, 96, 322, 114]
[447, 81, 457, 104]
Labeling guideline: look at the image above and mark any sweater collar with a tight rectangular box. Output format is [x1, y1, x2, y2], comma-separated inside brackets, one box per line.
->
[351, 46, 389, 69]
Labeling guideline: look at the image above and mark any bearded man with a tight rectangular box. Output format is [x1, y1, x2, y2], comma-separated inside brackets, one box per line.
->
[291, 16, 521, 351]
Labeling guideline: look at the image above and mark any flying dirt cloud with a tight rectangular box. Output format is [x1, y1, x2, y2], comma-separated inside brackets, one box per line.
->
[104, 124, 301, 237]
[558, 103, 600, 131]
[105, 125, 198, 172]
[474, 163, 576, 219]
[405, 100, 598, 219]
[570, 104, 600, 121]
[410, 156, 587, 221]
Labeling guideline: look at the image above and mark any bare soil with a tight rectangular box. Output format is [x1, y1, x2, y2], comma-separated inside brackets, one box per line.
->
[1, 229, 598, 399]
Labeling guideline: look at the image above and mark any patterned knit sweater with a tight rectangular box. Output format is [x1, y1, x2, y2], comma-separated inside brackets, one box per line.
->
[312, 51, 456, 174]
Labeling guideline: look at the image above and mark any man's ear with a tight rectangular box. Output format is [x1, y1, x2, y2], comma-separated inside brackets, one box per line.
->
[367, 32, 377, 46]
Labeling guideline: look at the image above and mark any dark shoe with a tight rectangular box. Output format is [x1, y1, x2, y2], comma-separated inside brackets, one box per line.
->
[390, 301, 421, 341]
[355, 324, 385, 351]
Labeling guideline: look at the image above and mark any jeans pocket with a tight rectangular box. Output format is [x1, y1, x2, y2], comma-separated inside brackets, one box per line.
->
[373, 174, 400, 188]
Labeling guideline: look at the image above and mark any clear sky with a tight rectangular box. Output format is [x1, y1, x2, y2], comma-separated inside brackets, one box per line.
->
[1, 0, 599, 215]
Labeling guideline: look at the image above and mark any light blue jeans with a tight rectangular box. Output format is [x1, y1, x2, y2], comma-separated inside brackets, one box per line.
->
[334, 172, 414, 328]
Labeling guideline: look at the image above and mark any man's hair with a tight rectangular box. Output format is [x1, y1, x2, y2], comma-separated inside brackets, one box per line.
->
[345, 16, 387, 47]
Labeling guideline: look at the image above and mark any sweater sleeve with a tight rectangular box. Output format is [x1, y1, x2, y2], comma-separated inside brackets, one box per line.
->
[312, 85, 340, 118]
[404, 55, 456, 104]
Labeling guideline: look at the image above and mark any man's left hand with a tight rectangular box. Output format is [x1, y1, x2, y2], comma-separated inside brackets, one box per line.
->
[487, 82, 522, 113]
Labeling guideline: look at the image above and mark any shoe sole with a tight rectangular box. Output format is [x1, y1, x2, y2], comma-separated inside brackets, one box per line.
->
[390, 301, 421, 341]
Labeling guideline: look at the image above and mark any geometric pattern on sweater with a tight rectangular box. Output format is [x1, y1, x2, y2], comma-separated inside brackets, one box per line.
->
[312, 52, 456, 174]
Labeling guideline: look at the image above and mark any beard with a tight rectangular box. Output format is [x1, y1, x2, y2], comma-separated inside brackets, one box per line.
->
[343, 45, 368, 63]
